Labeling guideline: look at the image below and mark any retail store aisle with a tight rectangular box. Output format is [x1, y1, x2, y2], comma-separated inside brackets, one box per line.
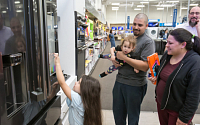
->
[102, 110, 200, 125]
[90, 40, 120, 109]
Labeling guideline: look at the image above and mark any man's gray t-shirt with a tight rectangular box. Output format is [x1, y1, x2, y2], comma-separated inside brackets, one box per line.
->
[116, 33, 155, 86]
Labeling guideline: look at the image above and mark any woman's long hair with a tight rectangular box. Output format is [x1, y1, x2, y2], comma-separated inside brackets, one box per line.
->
[170, 28, 200, 55]
[80, 75, 102, 125]
[110, 29, 112, 34]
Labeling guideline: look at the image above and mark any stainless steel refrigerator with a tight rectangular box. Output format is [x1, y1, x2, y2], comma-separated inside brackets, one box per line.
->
[0, 0, 61, 124]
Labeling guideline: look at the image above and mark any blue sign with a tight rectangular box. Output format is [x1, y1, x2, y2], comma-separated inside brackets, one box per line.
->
[159, 23, 164, 27]
[127, 16, 130, 29]
[172, 9, 177, 27]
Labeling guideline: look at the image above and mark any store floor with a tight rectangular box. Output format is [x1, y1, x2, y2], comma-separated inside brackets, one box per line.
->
[102, 110, 200, 125]
[91, 40, 200, 124]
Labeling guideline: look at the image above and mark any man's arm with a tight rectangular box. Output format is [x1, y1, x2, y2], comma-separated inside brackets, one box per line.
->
[116, 51, 149, 72]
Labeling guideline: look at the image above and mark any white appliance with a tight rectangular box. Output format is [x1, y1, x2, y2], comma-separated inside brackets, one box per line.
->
[147, 27, 158, 39]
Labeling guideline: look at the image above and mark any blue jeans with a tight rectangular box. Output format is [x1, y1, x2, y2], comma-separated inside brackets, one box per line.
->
[110, 40, 115, 48]
[112, 81, 147, 125]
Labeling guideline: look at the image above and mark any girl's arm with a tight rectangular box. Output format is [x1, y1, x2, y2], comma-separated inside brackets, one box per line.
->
[54, 53, 72, 101]
[110, 47, 120, 67]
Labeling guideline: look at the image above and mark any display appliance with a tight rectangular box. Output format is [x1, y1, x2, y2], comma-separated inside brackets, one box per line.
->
[75, 11, 88, 80]
[147, 27, 158, 39]
[0, 0, 62, 124]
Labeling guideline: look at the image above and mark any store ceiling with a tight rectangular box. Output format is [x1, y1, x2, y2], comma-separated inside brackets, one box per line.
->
[102, 0, 200, 8]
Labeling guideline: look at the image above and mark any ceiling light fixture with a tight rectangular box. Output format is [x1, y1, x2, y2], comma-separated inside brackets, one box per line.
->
[160, 4, 175, 7]
[137, 5, 145, 7]
[2, 11, 7, 13]
[112, 7, 119, 9]
[157, 8, 164, 10]
[166, 1, 179, 2]
[134, 8, 141, 10]
[112, 3, 120, 5]
[140, 2, 149, 4]
[112, 8, 119, 10]
[181, 7, 188, 9]
[190, 4, 198, 6]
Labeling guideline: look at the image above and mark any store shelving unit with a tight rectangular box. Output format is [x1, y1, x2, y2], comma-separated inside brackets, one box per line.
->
[85, 36, 107, 75]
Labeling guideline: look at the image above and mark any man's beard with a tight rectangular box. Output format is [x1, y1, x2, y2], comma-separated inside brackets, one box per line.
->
[133, 30, 140, 36]
[189, 17, 198, 27]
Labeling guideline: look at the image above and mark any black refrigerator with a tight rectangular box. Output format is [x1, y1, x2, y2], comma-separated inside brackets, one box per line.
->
[74, 11, 88, 80]
[0, 0, 61, 124]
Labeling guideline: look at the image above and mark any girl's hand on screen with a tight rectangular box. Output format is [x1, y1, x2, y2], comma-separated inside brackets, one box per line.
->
[54, 53, 60, 66]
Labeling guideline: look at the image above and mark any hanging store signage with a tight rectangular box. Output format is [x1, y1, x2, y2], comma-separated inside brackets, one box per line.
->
[127, 16, 130, 29]
[172, 9, 177, 27]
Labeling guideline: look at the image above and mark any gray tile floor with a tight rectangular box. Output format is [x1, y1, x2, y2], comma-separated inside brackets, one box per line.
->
[102, 110, 200, 125]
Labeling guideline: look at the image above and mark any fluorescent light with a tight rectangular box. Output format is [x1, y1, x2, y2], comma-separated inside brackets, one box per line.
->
[15, 1, 20, 4]
[112, 8, 119, 10]
[181, 7, 188, 9]
[16, 10, 23, 12]
[112, 3, 120, 5]
[190, 4, 198, 6]
[134, 8, 141, 10]
[160, 4, 175, 7]
[140, 2, 149, 4]
[137, 5, 145, 7]
[112, 7, 119, 9]
[157, 8, 164, 10]
[166, 1, 179, 2]
[2, 11, 7, 13]
[152, 5, 160, 7]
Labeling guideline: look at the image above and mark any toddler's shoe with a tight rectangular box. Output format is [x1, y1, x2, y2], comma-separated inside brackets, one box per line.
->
[99, 72, 107, 78]
[98, 54, 103, 58]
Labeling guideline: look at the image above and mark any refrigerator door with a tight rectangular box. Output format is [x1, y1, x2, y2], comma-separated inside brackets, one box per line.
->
[0, 0, 60, 124]
[0, 0, 28, 124]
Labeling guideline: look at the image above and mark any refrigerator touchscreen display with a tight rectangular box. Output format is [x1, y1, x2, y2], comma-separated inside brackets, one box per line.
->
[48, 29, 56, 75]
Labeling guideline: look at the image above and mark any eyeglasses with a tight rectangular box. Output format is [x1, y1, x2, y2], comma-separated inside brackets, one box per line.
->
[189, 12, 200, 15]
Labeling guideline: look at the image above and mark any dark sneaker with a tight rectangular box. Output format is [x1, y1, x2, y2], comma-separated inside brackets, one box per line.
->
[98, 54, 103, 58]
[99, 72, 107, 78]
